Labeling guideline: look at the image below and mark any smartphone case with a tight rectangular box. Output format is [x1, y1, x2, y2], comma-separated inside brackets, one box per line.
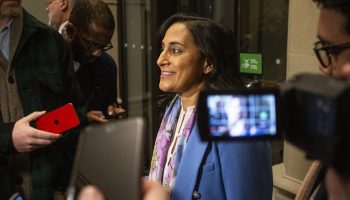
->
[35, 103, 80, 134]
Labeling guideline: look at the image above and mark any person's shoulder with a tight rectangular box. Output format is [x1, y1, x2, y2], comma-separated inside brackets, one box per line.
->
[99, 53, 117, 64]
[94, 53, 117, 69]
[22, 8, 61, 38]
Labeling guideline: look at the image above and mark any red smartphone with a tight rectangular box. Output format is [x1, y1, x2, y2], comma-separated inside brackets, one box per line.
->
[35, 103, 80, 134]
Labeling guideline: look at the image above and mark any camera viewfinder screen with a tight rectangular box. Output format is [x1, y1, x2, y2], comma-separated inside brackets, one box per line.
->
[207, 94, 277, 138]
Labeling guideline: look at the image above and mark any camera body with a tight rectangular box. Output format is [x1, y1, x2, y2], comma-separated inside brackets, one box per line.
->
[281, 74, 350, 161]
[198, 73, 350, 176]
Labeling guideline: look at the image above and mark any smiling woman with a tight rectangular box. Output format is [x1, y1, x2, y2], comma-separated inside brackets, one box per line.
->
[149, 13, 273, 200]
[157, 22, 207, 101]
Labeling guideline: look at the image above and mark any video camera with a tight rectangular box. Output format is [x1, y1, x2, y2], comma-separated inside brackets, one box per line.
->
[197, 73, 350, 177]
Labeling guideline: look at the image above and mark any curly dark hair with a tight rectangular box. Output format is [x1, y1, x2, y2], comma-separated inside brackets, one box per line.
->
[69, 0, 115, 33]
[314, 0, 350, 34]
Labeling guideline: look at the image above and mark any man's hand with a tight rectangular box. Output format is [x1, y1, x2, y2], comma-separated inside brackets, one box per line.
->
[86, 110, 108, 123]
[142, 180, 169, 200]
[12, 111, 61, 152]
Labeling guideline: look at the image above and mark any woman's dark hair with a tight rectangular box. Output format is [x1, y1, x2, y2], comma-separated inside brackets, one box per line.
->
[159, 13, 244, 90]
[314, 0, 350, 34]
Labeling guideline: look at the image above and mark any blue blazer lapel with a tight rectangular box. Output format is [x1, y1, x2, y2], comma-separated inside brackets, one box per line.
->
[172, 123, 208, 199]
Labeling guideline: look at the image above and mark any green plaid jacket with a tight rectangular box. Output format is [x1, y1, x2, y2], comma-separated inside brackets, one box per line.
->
[0, 9, 82, 200]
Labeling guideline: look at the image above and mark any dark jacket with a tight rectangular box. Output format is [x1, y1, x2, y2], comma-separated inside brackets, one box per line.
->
[0, 9, 79, 200]
[75, 52, 117, 115]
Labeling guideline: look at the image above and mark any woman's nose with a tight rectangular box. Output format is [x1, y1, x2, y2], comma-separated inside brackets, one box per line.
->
[157, 50, 168, 67]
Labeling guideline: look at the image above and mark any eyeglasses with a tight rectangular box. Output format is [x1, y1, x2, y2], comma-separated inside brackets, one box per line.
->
[313, 41, 350, 68]
[76, 30, 113, 53]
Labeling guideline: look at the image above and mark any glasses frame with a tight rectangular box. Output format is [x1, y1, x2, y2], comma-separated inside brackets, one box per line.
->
[313, 41, 350, 68]
[76, 31, 113, 53]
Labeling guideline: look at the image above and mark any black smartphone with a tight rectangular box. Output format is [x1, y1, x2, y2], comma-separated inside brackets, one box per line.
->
[197, 89, 281, 141]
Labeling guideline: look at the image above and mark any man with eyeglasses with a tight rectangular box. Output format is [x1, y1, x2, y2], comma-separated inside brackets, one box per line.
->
[303, 0, 350, 199]
[62, 0, 124, 123]
[45, 0, 75, 33]
[314, 0, 350, 78]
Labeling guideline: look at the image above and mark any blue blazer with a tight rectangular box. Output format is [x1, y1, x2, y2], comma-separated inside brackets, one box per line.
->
[172, 123, 273, 200]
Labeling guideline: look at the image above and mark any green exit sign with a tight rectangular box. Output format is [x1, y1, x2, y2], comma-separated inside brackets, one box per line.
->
[240, 53, 263, 75]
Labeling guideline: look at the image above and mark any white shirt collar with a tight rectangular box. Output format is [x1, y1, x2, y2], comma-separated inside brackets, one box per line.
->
[58, 20, 69, 34]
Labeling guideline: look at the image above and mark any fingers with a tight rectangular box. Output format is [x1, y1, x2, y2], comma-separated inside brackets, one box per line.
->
[25, 128, 61, 150]
[22, 111, 46, 122]
[28, 137, 55, 147]
[142, 180, 150, 195]
[142, 180, 169, 200]
[87, 110, 108, 123]
[87, 111, 105, 119]
[91, 116, 108, 123]
[12, 111, 64, 152]
[31, 129, 61, 140]
[142, 180, 155, 191]
[114, 108, 125, 113]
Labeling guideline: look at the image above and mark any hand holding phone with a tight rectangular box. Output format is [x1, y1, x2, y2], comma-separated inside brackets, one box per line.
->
[35, 103, 80, 134]
[87, 110, 108, 123]
[12, 111, 62, 152]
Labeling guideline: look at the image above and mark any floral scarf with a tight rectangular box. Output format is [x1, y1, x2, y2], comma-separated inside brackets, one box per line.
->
[149, 95, 197, 189]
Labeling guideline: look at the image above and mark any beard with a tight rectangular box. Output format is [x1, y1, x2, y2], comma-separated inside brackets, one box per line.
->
[0, 0, 21, 18]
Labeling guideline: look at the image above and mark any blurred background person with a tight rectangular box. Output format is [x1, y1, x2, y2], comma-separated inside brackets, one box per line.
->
[294, 1, 350, 199]
[46, 0, 74, 33]
[0, 0, 80, 199]
[314, 0, 350, 78]
[209, 99, 229, 136]
[149, 14, 272, 200]
[62, 0, 125, 123]
[225, 97, 246, 137]
[318, 0, 350, 195]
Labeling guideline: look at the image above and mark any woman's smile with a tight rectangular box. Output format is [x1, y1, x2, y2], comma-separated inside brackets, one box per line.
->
[160, 71, 176, 78]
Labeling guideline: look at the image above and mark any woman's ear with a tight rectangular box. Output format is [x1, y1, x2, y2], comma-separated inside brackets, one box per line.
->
[63, 23, 76, 42]
[203, 59, 214, 75]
